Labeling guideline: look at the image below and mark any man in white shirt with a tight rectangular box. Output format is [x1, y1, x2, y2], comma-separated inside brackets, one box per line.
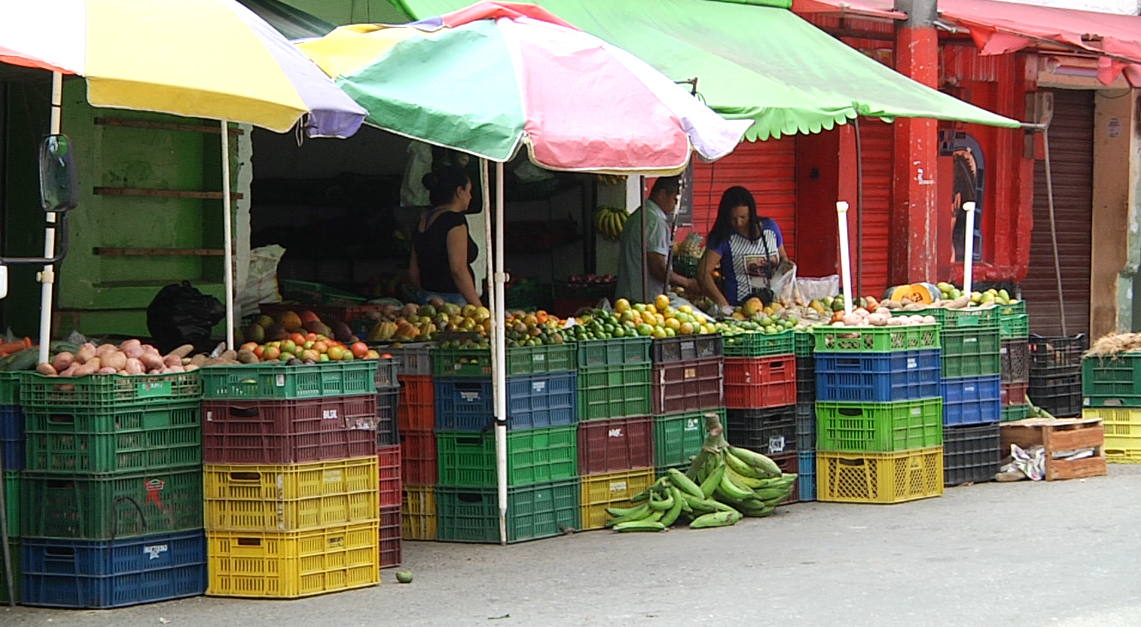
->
[615, 176, 700, 303]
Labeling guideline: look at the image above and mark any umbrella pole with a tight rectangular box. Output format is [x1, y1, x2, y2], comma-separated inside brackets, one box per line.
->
[836, 201, 853, 315]
[962, 202, 976, 296]
[37, 71, 64, 365]
[493, 162, 508, 545]
[221, 120, 235, 350]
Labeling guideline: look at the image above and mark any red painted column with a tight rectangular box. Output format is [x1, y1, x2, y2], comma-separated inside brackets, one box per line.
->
[890, 0, 940, 285]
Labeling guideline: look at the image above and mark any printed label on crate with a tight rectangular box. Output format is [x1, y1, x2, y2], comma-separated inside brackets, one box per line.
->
[964, 338, 978, 345]
[328, 536, 345, 549]
[534, 354, 546, 363]
[532, 381, 547, 393]
[965, 385, 976, 393]
[907, 357, 918, 369]
[770, 436, 786, 454]
[460, 391, 482, 402]
[276, 374, 286, 387]
[322, 409, 340, 420]
[685, 418, 700, 431]
[144, 543, 169, 560]
[145, 478, 167, 509]
[324, 469, 343, 483]
[681, 340, 695, 352]
[610, 481, 627, 492]
[608, 428, 624, 438]
[911, 407, 921, 416]
[137, 380, 173, 398]
[684, 368, 697, 379]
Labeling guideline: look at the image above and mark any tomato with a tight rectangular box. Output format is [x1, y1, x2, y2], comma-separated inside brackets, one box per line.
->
[290, 333, 307, 346]
[306, 333, 318, 342]
[351, 342, 369, 359]
[253, 345, 265, 359]
[262, 346, 281, 361]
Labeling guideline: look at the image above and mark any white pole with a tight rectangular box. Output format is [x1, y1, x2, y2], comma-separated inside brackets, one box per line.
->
[494, 161, 508, 545]
[37, 72, 64, 365]
[221, 120, 235, 350]
[963, 202, 981, 298]
[836, 201, 853, 315]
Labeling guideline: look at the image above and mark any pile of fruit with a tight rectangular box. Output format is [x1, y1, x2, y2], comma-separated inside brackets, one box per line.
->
[934, 283, 1018, 307]
[570, 297, 718, 341]
[563, 274, 616, 288]
[28, 340, 253, 377]
[367, 301, 490, 343]
[238, 331, 377, 364]
[242, 310, 357, 346]
[594, 206, 629, 242]
[829, 307, 935, 328]
[606, 414, 796, 532]
[714, 297, 801, 335]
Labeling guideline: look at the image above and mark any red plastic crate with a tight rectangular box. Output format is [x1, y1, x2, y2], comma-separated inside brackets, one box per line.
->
[377, 445, 402, 509]
[770, 451, 799, 505]
[398, 375, 435, 433]
[379, 505, 402, 569]
[400, 430, 436, 486]
[652, 358, 723, 414]
[723, 355, 797, 409]
[202, 395, 378, 464]
[576, 416, 654, 475]
[1001, 380, 1030, 407]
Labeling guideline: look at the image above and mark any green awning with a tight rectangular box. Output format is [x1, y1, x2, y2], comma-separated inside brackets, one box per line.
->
[238, 0, 337, 40]
[390, 0, 1020, 139]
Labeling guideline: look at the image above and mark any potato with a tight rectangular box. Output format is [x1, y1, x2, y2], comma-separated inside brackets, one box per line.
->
[75, 344, 97, 364]
[119, 338, 142, 352]
[184, 364, 199, 372]
[123, 345, 144, 360]
[96, 343, 118, 356]
[36, 362, 57, 376]
[124, 358, 145, 375]
[51, 352, 74, 372]
[167, 365, 185, 373]
[102, 351, 128, 371]
[98, 366, 118, 374]
[163, 354, 183, 368]
[140, 353, 164, 372]
[220, 350, 238, 362]
[236, 350, 258, 364]
[59, 365, 78, 377]
[169, 344, 195, 359]
[142, 344, 160, 355]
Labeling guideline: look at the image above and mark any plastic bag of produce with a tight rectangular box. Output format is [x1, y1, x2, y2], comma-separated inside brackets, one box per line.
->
[146, 280, 225, 354]
[236, 244, 285, 318]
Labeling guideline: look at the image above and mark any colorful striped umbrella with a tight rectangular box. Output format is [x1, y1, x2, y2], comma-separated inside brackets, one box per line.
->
[0, 0, 366, 137]
[297, 1, 751, 174]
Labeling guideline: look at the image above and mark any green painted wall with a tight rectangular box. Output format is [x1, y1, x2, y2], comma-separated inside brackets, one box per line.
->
[279, 0, 408, 25]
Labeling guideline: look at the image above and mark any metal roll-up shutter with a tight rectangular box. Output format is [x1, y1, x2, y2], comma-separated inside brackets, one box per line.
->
[688, 137, 797, 256]
[1022, 89, 1094, 337]
[854, 120, 894, 298]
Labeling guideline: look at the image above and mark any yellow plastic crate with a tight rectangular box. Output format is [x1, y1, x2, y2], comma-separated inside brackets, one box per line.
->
[402, 485, 436, 540]
[207, 522, 379, 599]
[817, 448, 944, 504]
[204, 458, 378, 532]
[1082, 408, 1141, 463]
[578, 468, 655, 531]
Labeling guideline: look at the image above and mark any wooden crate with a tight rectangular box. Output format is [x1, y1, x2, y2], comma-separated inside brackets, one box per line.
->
[1000, 417, 1107, 481]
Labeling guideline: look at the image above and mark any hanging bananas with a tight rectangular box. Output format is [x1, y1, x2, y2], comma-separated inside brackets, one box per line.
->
[595, 206, 628, 242]
[595, 173, 628, 186]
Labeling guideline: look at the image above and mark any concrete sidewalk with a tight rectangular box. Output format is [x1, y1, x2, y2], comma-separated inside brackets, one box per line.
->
[4, 465, 1139, 627]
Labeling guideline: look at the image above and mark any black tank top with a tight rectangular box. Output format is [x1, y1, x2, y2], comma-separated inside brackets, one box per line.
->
[413, 210, 477, 293]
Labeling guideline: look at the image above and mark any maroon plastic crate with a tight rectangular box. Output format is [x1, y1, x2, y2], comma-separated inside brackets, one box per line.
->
[1001, 380, 1030, 407]
[378, 445, 402, 509]
[202, 395, 378, 464]
[576, 416, 654, 475]
[398, 375, 434, 433]
[652, 358, 723, 415]
[770, 451, 799, 505]
[379, 505, 402, 569]
[400, 430, 436, 486]
[723, 355, 796, 409]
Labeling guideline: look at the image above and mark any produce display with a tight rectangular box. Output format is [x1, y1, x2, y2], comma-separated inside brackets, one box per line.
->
[25, 339, 211, 376]
[366, 301, 490, 343]
[242, 310, 357, 345]
[569, 297, 717, 341]
[827, 307, 936, 328]
[606, 413, 796, 532]
[594, 206, 629, 242]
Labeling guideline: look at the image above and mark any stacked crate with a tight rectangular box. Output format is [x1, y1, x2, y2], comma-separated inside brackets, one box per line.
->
[723, 330, 798, 502]
[578, 337, 655, 531]
[1030, 334, 1086, 418]
[199, 361, 381, 599]
[387, 343, 436, 543]
[18, 371, 206, 608]
[0, 372, 21, 604]
[811, 324, 945, 503]
[1081, 347, 1141, 462]
[794, 331, 816, 501]
[373, 359, 402, 568]
[433, 344, 580, 543]
[999, 302, 1031, 422]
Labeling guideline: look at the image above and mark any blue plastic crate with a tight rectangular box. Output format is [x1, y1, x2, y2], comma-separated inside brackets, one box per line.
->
[798, 450, 816, 502]
[1, 405, 23, 470]
[21, 530, 207, 609]
[942, 375, 1002, 427]
[815, 350, 941, 402]
[436, 373, 578, 431]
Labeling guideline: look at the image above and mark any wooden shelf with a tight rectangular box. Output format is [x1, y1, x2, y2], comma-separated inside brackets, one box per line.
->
[94, 247, 224, 256]
[95, 117, 245, 135]
[93, 187, 244, 200]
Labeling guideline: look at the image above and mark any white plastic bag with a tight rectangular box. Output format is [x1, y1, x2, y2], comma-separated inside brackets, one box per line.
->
[236, 244, 286, 318]
[794, 275, 841, 303]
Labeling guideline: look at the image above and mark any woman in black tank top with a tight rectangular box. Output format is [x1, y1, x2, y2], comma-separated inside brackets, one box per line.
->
[410, 166, 482, 307]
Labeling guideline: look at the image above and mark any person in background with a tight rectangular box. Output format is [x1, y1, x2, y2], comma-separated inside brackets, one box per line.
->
[697, 185, 791, 315]
[615, 175, 699, 303]
[409, 166, 483, 306]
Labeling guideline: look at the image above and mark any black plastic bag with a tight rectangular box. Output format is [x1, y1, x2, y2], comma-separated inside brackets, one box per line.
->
[146, 281, 225, 354]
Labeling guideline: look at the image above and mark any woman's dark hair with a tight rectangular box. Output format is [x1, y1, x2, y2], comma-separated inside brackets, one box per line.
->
[422, 165, 471, 207]
[707, 186, 761, 249]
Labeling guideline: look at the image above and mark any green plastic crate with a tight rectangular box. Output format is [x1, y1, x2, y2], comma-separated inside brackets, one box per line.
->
[576, 337, 651, 368]
[942, 327, 1001, 377]
[723, 329, 794, 357]
[997, 301, 1027, 317]
[652, 408, 727, 468]
[813, 324, 940, 353]
[1001, 404, 1030, 423]
[0, 540, 18, 605]
[435, 480, 580, 544]
[435, 426, 578, 487]
[577, 363, 652, 421]
[911, 306, 998, 330]
[279, 278, 367, 306]
[816, 398, 943, 453]
[999, 314, 1030, 340]
[24, 402, 201, 474]
[22, 468, 203, 540]
[432, 344, 576, 377]
[21, 372, 201, 409]
[1082, 354, 1141, 407]
[199, 361, 378, 400]
[794, 331, 815, 358]
[0, 372, 21, 405]
[3, 471, 17, 537]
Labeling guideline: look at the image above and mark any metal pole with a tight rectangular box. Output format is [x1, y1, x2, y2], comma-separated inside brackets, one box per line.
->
[37, 71, 64, 365]
[640, 179, 648, 303]
[1043, 129, 1067, 336]
[837, 201, 853, 314]
[962, 202, 976, 295]
[221, 120, 235, 350]
[494, 162, 508, 545]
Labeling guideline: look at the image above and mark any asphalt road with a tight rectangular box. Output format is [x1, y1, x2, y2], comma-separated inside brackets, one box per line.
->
[4, 465, 1139, 627]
